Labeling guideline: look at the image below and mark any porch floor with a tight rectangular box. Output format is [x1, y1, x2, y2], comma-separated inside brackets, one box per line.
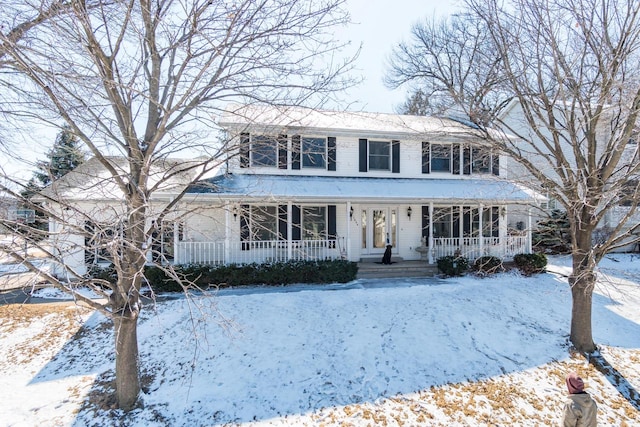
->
[356, 260, 438, 279]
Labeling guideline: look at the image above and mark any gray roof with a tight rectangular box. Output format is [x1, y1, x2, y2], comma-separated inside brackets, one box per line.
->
[188, 174, 543, 204]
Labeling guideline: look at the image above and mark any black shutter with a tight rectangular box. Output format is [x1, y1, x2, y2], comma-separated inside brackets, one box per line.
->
[292, 205, 301, 241]
[278, 205, 288, 240]
[392, 140, 400, 173]
[421, 206, 430, 245]
[492, 153, 500, 176]
[453, 143, 461, 175]
[327, 136, 337, 171]
[359, 139, 368, 172]
[463, 146, 471, 175]
[291, 135, 301, 170]
[240, 133, 250, 168]
[422, 142, 430, 174]
[240, 204, 250, 250]
[278, 134, 288, 169]
[328, 205, 336, 248]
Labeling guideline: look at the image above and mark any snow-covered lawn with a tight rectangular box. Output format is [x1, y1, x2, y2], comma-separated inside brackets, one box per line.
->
[0, 254, 639, 426]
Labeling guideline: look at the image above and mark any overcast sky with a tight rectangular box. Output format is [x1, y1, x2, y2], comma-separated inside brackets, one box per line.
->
[339, 0, 461, 114]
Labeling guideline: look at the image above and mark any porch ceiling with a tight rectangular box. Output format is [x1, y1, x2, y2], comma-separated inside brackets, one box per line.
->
[187, 174, 544, 204]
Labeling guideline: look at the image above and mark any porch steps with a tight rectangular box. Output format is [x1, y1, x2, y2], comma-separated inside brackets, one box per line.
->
[356, 260, 439, 279]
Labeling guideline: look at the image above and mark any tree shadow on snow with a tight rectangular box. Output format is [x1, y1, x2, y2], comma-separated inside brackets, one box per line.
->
[22, 271, 640, 426]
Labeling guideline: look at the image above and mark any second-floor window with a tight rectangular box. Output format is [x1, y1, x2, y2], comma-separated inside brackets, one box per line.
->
[302, 137, 326, 169]
[359, 138, 400, 173]
[251, 135, 278, 167]
[431, 144, 452, 172]
[422, 142, 499, 176]
[369, 141, 391, 170]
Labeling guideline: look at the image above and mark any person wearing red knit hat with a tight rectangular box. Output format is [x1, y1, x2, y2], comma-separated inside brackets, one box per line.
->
[561, 372, 597, 426]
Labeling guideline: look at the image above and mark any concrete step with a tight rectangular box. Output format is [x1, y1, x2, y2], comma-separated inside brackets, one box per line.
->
[356, 261, 438, 279]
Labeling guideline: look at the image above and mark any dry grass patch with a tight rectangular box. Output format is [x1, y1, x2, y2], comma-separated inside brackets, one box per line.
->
[0, 303, 94, 365]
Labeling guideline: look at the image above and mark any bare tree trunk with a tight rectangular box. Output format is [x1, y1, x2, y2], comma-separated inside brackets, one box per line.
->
[569, 228, 597, 353]
[569, 273, 596, 353]
[113, 312, 140, 411]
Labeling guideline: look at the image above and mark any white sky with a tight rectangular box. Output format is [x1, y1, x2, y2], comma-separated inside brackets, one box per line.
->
[339, 0, 462, 113]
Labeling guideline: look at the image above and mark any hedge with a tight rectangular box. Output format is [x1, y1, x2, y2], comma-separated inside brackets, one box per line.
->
[89, 259, 358, 292]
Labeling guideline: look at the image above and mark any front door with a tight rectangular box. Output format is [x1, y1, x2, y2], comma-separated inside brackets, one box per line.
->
[361, 207, 397, 255]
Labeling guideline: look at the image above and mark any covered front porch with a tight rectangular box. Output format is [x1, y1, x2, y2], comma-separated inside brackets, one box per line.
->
[172, 174, 540, 268]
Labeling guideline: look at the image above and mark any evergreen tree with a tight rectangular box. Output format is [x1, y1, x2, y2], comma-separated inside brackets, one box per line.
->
[34, 125, 86, 187]
[20, 125, 86, 235]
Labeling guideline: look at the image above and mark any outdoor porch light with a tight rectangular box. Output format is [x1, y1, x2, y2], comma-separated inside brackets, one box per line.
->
[232, 205, 239, 220]
[350, 206, 354, 219]
[407, 206, 412, 219]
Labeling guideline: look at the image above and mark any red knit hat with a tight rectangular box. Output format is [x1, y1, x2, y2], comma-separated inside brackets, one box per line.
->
[566, 372, 585, 394]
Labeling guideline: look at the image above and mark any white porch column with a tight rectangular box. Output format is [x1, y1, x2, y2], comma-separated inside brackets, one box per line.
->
[224, 204, 231, 264]
[287, 202, 293, 260]
[428, 202, 434, 264]
[479, 204, 484, 256]
[173, 220, 180, 264]
[527, 206, 533, 254]
[346, 202, 351, 261]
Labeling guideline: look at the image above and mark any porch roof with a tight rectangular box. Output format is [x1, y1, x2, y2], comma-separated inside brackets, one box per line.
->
[187, 174, 543, 204]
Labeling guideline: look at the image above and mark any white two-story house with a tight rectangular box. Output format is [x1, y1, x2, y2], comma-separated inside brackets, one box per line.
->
[171, 104, 540, 267]
[45, 104, 542, 275]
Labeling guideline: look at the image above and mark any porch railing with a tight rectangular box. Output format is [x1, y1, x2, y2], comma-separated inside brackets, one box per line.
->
[175, 239, 340, 265]
[430, 236, 528, 261]
[175, 236, 528, 266]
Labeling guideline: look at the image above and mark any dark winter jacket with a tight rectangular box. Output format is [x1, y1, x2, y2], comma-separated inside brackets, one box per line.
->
[561, 392, 597, 427]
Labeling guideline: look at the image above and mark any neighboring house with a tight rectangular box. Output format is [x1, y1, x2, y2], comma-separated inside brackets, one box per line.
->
[499, 99, 640, 251]
[44, 105, 542, 276]
[0, 196, 18, 233]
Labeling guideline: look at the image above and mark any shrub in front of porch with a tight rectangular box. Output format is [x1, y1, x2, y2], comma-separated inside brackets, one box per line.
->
[436, 255, 470, 277]
[472, 256, 504, 276]
[142, 259, 358, 292]
[513, 253, 547, 276]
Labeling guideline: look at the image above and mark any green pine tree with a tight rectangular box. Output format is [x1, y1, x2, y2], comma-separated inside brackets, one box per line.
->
[20, 125, 86, 235]
[34, 125, 86, 187]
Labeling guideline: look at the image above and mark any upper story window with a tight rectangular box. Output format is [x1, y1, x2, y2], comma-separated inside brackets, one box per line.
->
[422, 142, 499, 176]
[302, 137, 326, 169]
[239, 133, 336, 171]
[369, 141, 391, 170]
[359, 138, 400, 173]
[431, 144, 452, 172]
[251, 135, 278, 167]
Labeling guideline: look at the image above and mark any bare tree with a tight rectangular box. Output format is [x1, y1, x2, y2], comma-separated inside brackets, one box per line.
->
[0, 0, 355, 410]
[386, 12, 511, 123]
[388, 0, 640, 354]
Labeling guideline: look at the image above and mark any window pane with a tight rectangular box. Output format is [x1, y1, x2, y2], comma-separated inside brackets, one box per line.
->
[472, 147, 491, 174]
[252, 135, 277, 167]
[433, 207, 451, 238]
[303, 206, 326, 239]
[251, 206, 277, 240]
[302, 137, 326, 168]
[431, 144, 451, 172]
[373, 209, 386, 248]
[369, 141, 390, 170]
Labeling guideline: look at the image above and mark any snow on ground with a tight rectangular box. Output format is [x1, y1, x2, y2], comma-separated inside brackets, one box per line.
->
[0, 254, 639, 426]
